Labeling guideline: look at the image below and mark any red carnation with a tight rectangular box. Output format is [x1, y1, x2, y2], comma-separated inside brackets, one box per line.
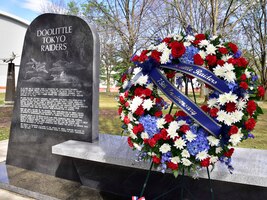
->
[160, 129, 168, 140]
[148, 138, 157, 147]
[227, 58, 237, 65]
[217, 60, 225, 66]
[247, 100, 257, 116]
[155, 97, 162, 104]
[154, 110, 163, 117]
[127, 137, 134, 147]
[118, 106, 123, 115]
[245, 118, 256, 131]
[133, 124, 144, 134]
[194, 54, 204, 65]
[180, 125, 190, 133]
[167, 162, 179, 170]
[135, 105, 144, 116]
[201, 105, 210, 113]
[154, 133, 162, 141]
[228, 42, 238, 54]
[124, 91, 129, 98]
[139, 50, 149, 62]
[151, 50, 162, 62]
[218, 47, 228, 54]
[175, 110, 187, 117]
[240, 74, 247, 81]
[131, 55, 139, 62]
[257, 86, 265, 97]
[226, 102, 236, 112]
[195, 33, 206, 40]
[152, 156, 161, 164]
[236, 57, 248, 68]
[162, 37, 171, 44]
[124, 116, 130, 124]
[169, 41, 186, 58]
[165, 114, 174, 123]
[121, 74, 127, 83]
[240, 82, 248, 90]
[224, 148, 234, 157]
[134, 87, 144, 96]
[125, 102, 130, 107]
[206, 54, 217, 66]
[200, 157, 210, 167]
[210, 107, 219, 117]
[119, 96, 125, 104]
[144, 88, 152, 97]
[166, 71, 176, 79]
[228, 125, 239, 136]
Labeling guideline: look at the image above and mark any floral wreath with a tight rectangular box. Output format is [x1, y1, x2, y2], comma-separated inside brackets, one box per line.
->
[118, 33, 264, 177]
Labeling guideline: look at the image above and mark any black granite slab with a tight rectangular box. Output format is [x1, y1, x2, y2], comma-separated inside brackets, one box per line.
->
[6, 13, 100, 179]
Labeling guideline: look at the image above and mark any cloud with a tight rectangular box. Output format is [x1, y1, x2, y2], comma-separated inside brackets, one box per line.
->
[21, 0, 50, 13]
[20, 0, 67, 14]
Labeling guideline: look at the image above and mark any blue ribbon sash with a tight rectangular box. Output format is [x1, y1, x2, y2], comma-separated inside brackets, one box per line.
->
[150, 68, 221, 137]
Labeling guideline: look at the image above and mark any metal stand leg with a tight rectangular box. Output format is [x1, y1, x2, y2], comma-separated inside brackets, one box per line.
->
[207, 167, 214, 200]
[139, 162, 153, 197]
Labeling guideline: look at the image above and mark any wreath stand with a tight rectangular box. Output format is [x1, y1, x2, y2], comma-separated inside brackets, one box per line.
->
[138, 76, 215, 200]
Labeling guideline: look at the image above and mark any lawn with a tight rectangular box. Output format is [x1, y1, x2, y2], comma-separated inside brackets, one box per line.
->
[1, 92, 267, 149]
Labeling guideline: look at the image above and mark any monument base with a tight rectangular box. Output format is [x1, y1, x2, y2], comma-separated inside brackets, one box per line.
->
[51, 134, 267, 199]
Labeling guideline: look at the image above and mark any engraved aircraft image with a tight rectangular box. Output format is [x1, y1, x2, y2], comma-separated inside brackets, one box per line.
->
[26, 58, 48, 73]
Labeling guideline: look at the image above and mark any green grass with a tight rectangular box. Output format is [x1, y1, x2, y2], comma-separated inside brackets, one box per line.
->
[0, 93, 4, 105]
[1, 92, 267, 149]
[0, 127, 10, 140]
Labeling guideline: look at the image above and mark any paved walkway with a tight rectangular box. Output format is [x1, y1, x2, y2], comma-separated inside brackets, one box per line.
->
[0, 140, 34, 199]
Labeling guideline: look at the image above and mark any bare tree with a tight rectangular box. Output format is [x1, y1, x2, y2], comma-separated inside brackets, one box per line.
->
[241, 0, 267, 99]
[40, 0, 67, 14]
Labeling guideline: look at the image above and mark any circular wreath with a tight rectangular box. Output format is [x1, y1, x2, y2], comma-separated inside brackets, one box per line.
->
[118, 33, 264, 177]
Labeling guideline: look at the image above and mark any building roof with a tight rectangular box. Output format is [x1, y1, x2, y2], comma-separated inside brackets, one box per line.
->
[0, 10, 30, 27]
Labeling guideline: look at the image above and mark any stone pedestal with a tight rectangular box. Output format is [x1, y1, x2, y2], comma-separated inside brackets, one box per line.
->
[4, 63, 15, 105]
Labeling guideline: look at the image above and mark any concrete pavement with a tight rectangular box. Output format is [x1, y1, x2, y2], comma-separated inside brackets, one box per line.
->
[0, 139, 34, 199]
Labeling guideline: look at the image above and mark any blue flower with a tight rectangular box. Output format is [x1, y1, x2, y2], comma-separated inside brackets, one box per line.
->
[252, 75, 258, 82]
[161, 152, 172, 163]
[187, 128, 210, 156]
[139, 115, 159, 138]
[233, 50, 242, 58]
[179, 45, 199, 65]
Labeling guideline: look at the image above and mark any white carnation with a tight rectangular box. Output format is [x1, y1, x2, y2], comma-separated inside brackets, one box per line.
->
[186, 35, 195, 42]
[199, 39, 209, 47]
[182, 158, 192, 166]
[167, 121, 180, 139]
[206, 44, 216, 55]
[135, 75, 148, 86]
[159, 143, 171, 153]
[207, 136, 220, 146]
[210, 156, 218, 164]
[183, 42, 191, 47]
[181, 149, 190, 158]
[156, 42, 168, 52]
[230, 133, 243, 146]
[160, 48, 171, 64]
[237, 99, 247, 110]
[174, 34, 183, 41]
[133, 143, 142, 151]
[171, 156, 181, 164]
[174, 138, 186, 150]
[196, 151, 208, 161]
[185, 130, 197, 142]
[245, 69, 251, 78]
[129, 96, 143, 113]
[217, 92, 238, 105]
[141, 132, 149, 140]
[215, 147, 223, 154]
[198, 50, 206, 59]
[129, 131, 137, 139]
[213, 65, 226, 77]
[207, 98, 218, 108]
[157, 118, 166, 129]
[224, 71, 236, 82]
[143, 99, 154, 111]
[223, 63, 235, 71]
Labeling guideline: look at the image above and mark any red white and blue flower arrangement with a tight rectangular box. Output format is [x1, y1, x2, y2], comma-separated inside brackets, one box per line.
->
[118, 33, 264, 177]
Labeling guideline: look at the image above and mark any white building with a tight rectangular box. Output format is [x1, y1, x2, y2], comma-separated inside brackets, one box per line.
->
[0, 11, 29, 92]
